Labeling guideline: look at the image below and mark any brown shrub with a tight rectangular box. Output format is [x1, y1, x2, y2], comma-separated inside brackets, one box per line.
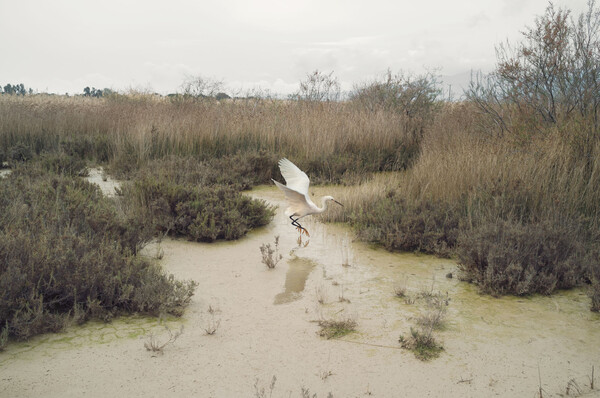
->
[457, 218, 589, 295]
[354, 194, 460, 257]
[0, 165, 196, 342]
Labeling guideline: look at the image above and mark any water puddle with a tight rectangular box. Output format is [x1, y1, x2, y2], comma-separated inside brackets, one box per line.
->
[274, 257, 317, 304]
[84, 167, 120, 196]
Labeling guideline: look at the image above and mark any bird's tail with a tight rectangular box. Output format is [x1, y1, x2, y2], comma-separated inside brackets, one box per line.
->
[272, 179, 286, 191]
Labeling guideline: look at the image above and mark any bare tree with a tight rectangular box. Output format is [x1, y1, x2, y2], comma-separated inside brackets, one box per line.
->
[292, 70, 341, 102]
[467, 1, 600, 134]
[180, 75, 224, 99]
[349, 69, 441, 117]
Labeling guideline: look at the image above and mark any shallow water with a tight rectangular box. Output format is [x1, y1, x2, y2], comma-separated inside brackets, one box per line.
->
[0, 185, 598, 398]
[85, 167, 119, 196]
[274, 257, 317, 305]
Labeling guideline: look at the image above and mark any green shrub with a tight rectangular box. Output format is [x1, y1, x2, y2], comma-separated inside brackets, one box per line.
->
[39, 153, 87, 176]
[588, 250, 600, 312]
[9, 143, 32, 163]
[457, 218, 589, 295]
[0, 167, 196, 342]
[591, 279, 600, 312]
[353, 194, 460, 257]
[123, 174, 275, 242]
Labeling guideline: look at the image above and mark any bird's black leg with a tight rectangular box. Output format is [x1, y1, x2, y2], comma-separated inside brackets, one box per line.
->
[289, 216, 310, 237]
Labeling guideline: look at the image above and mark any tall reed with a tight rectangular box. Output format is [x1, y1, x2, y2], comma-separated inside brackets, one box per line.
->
[0, 95, 422, 180]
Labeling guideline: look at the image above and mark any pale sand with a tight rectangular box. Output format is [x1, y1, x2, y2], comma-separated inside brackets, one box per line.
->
[0, 186, 599, 397]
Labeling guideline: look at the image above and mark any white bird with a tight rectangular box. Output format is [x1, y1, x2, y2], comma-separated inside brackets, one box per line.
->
[272, 158, 343, 236]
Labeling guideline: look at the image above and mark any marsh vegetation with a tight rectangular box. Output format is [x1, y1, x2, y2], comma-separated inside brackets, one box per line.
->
[1, 2, 599, 358]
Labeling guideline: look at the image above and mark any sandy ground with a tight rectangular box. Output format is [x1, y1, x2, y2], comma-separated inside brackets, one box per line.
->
[1, 185, 599, 397]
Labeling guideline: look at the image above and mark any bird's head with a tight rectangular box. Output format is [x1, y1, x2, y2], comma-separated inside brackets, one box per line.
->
[324, 196, 343, 207]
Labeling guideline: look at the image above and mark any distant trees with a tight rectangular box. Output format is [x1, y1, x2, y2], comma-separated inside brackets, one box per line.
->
[467, 0, 600, 133]
[1, 83, 28, 95]
[215, 92, 231, 101]
[83, 87, 104, 97]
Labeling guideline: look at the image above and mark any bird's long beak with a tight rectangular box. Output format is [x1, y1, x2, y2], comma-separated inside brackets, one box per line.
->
[333, 199, 343, 207]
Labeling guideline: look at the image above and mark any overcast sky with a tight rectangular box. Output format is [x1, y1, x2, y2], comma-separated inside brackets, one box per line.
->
[0, 0, 591, 96]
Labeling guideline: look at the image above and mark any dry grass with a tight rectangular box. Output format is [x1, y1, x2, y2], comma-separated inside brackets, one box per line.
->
[399, 326, 443, 361]
[317, 318, 357, 339]
[144, 324, 184, 354]
[260, 236, 282, 269]
[0, 95, 422, 182]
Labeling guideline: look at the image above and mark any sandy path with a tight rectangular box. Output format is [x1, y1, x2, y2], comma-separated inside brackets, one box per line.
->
[1, 186, 599, 397]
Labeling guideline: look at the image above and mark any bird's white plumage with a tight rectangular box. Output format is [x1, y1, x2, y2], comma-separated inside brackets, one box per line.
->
[277, 158, 310, 195]
[273, 158, 342, 230]
[272, 180, 317, 217]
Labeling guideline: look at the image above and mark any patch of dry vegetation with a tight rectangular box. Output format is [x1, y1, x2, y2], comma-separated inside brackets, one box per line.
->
[0, 162, 196, 343]
[322, 3, 600, 308]
[0, 93, 424, 183]
[317, 318, 357, 340]
[260, 236, 282, 269]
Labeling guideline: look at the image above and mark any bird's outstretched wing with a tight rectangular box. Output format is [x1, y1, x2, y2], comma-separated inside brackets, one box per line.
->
[278, 158, 310, 195]
[272, 180, 311, 215]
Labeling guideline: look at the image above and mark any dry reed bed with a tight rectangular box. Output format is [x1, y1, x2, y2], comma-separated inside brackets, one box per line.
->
[0, 95, 420, 179]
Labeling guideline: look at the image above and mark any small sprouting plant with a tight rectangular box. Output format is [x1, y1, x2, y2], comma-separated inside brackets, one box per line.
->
[315, 283, 328, 304]
[318, 369, 334, 380]
[260, 236, 282, 269]
[338, 284, 350, 303]
[254, 375, 277, 398]
[144, 324, 184, 354]
[317, 318, 357, 339]
[394, 278, 408, 298]
[399, 326, 443, 361]
[203, 305, 222, 335]
[416, 293, 448, 331]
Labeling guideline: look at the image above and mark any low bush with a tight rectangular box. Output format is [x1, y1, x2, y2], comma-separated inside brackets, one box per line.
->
[122, 174, 275, 242]
[591, 279, 600, 312]
[353, 194, 460, 257]
[457, 218, 589, 295]
[260, 236, 282, 269]
[39, 152, 87, 176]
[588, 250, 600, 312]
[0, 166, 196, 342]
[9, 143, 32, 163]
